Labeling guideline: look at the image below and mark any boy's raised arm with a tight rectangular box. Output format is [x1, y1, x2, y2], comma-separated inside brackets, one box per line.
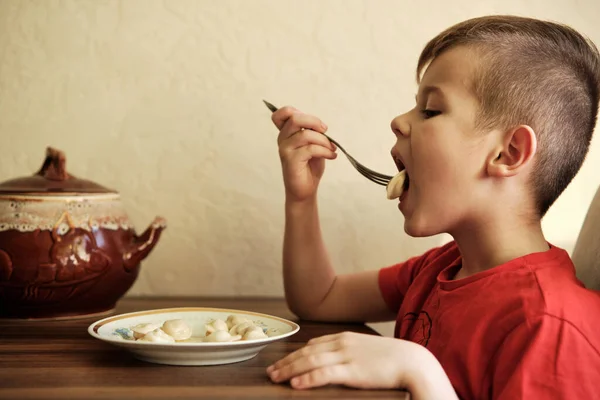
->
[273, 106, 395, 322]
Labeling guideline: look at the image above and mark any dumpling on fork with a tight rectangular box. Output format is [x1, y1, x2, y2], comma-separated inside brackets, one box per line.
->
[386, 169, 407, 200]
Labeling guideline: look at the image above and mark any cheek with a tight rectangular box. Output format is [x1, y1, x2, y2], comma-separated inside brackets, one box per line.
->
[412, 137, 460, 190]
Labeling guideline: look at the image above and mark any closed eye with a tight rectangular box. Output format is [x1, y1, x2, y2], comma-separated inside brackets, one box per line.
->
[421, 109, 441, 119]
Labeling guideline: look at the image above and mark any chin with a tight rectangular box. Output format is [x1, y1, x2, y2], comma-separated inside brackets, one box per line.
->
[403, 216, 444, 238]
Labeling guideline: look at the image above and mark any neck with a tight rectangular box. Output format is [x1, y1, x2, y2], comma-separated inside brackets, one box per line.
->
[450, 213, 549, 279]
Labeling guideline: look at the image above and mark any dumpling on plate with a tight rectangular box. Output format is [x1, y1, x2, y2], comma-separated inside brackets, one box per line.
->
[161, 319, 192, 341]
[131, 322, 161, 339]
[138, 328, 176, 343]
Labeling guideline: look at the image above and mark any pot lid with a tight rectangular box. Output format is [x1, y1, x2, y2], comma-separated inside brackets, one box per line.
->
[0, 147, 117, 194]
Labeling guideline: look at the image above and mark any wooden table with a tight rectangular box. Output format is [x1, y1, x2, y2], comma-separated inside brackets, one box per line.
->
[0, 297, 409, 399]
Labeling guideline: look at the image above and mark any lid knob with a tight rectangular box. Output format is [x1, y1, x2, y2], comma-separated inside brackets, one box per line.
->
[37, 147, 70, 181]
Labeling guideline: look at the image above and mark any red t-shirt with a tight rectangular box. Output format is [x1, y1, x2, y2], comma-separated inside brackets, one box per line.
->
[378, 241, 600, 399]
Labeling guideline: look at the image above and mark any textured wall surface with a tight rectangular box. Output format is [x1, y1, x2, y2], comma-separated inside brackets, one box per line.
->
[0, 0, 599, 319]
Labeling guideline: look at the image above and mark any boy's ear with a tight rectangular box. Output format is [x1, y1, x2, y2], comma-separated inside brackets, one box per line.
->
[487, 125, 537, 178]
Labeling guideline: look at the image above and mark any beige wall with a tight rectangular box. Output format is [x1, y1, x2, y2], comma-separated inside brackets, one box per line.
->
[0, 0, 599, 306]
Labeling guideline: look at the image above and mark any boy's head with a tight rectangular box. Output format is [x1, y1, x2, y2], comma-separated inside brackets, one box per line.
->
[391, 15, 600, 236]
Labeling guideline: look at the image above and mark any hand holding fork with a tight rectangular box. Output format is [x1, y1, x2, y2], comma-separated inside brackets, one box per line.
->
[264, 100, 393, 187]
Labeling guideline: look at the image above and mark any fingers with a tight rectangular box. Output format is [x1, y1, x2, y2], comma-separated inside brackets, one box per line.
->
[268, 333, 353, 373]
[268, 351, 347, 386]
[268, 341, 342, 373]
[288, 364, 350, 389]
[281, 143, 338, 163]
[306, 332, 348, 346]
[273, 107, 328, 142]
[267, 342, 347, 386]
[273, 107, 335, 166]
[266, 332, 361, 389]
[267, 332, 408, 391]
[271, 105, 298, 130]
[280, 128, 335, 152]
[279, 129, 337, 163]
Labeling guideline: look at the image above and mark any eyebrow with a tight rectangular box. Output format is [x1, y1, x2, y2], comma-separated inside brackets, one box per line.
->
[415, 85, 444, 103]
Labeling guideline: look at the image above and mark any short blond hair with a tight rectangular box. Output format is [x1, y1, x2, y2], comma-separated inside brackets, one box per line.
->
[418, 15, 600, 216]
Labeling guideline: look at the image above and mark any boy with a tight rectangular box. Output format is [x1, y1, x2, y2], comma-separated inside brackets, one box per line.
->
[265, 15, 600, 399]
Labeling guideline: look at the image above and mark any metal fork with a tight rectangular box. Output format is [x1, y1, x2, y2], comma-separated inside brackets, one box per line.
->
[263, 100, 393, 186]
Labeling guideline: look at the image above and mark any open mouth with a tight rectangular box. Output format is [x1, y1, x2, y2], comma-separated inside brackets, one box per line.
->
[386, 155, 410, 200]
[393, 156, 410, 193]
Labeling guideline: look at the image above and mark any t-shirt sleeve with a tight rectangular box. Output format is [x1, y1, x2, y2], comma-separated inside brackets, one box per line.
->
[378, 242, 455, 313]
[491, 314, 600, 399]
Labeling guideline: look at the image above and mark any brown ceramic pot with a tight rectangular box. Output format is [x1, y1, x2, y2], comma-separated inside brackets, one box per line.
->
[0, 147, 166, 319]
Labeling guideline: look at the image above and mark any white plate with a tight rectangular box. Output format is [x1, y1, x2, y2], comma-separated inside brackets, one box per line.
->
[88, 307, 300, 366]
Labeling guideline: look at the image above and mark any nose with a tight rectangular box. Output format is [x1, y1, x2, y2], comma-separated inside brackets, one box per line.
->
[390, 113, 410, 138]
